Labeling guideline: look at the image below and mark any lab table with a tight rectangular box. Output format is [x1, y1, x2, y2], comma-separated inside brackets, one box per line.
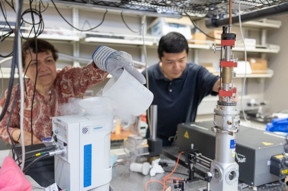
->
[109, 150, 283, 191]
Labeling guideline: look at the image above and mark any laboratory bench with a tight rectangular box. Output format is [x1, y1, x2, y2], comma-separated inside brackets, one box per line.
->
[0, 119, 285, 191]
[109, 149, 285, 191]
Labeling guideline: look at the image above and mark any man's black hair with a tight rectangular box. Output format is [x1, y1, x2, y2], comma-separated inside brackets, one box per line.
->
[157, 32, 189, 58]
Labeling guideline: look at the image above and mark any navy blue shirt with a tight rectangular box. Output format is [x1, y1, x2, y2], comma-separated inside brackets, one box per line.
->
[142, 63, 219, 139]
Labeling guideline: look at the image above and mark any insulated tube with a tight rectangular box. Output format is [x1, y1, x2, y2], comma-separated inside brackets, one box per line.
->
[150, 105, 158, 140]
[222, 67, 233, 84]
[214, 132, 235, 163]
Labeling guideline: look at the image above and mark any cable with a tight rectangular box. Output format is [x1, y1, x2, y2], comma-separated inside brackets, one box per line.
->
[144, 152, 184, 191]
[51, 0, 107, 32]
[0, 1, 14, 57]
[14, 0, 26, 171]
[121, 11, 141, 33]
[23, 153, 50, 173]
[29, 39, 41, 146]
[0, 68, 3, 97]
[4, 0, 15, 11]
[185, 12, 221, 40]
[16, 145, 56, 163]
[144, 179, 167, 191]
[21, 4, 45, 39]
[162, 152, 184, 185]
[238, 2, 248, 122]
[6, 88, 20, 163]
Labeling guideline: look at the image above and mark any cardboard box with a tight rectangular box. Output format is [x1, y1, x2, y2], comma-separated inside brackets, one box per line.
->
[190, 32, 206, 45]
[148, 16, 193, 39]
[207, 30, 222, 44]
[248, 58, 267, 74]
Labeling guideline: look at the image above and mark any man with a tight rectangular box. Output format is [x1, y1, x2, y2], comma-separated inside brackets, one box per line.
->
[142, 32, 220, 146]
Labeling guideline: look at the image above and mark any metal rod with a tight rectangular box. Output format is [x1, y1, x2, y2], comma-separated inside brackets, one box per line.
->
[150, 105, 158, 140]
[229, 0, 232, 25]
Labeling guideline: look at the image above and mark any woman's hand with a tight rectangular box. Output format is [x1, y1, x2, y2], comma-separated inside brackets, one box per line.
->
[12, 129, 42, 146]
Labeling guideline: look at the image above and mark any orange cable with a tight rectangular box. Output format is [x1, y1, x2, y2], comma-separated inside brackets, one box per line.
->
[162, 151, 185, 187]
[144, 179, 167, 191]
[143, 151, 185, 191]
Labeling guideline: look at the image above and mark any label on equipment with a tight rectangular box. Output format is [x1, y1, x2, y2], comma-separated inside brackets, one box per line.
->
[230, 139, 236, 149]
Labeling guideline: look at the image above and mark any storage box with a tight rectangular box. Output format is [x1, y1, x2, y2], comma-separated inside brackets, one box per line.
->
[148, 16, 193, 39]
[190, 32, 206, 45]
[206, 30, 222, 44]
[248, 58, 267, 74]
[236, 38, 256, 49]
[234, 61, 252, 74]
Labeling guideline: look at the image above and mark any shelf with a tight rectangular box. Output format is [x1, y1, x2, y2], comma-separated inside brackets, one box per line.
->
[235, 19, 282, 29]
[0, 68, 20, 78]
[1, 26, 279, 54]
[0, 26, 80, 41]
[84, 37, 154, 46]
[188, 44, 211, 49]
[232, 45, 280, 53]
[212, 69, 274, 78]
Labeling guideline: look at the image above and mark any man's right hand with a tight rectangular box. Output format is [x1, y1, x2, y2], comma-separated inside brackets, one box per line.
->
[12, 129, 42, 146]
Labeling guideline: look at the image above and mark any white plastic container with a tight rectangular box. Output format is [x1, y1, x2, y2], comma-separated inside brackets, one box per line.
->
[102, 69, 153, 116]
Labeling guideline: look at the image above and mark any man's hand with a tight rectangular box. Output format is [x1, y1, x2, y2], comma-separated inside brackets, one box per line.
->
[92, 46, 146, 84]
[12, 129, 42, 146]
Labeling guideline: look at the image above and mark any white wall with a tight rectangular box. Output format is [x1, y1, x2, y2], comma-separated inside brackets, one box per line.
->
[265, 14, 288, 113]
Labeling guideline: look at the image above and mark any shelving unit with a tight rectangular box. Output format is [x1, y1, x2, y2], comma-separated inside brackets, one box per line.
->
[212, 69, 274, 79]
[0, 31, 279, 79]
[235, 19, 282, 29]
[0, 5, 282, 82]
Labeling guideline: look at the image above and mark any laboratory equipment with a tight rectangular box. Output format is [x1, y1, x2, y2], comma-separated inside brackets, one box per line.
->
[210, 25, 239, 191]
[147, 105, 162, 159]
[175, 121, 285, 187]
[52, 99, 113, 191]
[129, 162, 151, 175]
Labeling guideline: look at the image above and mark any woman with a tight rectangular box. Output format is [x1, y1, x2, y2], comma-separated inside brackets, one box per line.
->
[0, 38, 145, 145]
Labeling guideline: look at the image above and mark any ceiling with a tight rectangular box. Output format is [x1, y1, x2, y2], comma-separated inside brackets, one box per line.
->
[54, 0, 288, 19]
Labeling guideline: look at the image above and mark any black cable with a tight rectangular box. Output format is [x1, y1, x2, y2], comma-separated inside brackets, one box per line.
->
[29, 39, 40, 145]
[16, 145, 56, 164]
[0, 0, 22, 122]
[0, 1, 15, 57]
[51, 0, 107, 32]
[185, 12, 221, 40]
[23, 153, 50, 173]
[3, 0, 24, 164]
[0, 1, 12, 29]
[20, 39, 39, 146]
[5, 88, 20, 162]
[21, 7, 45, 39]
[38, 0, 49, 13]
[120, 11, 141, 33]
[4, 0, 14, 11]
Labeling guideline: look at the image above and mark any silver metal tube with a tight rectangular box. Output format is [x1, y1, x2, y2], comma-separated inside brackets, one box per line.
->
[215, 132, 235, 163]
[150, 105, 157, 140]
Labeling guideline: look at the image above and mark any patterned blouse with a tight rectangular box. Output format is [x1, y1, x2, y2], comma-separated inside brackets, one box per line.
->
[0, 63, 108, 143]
